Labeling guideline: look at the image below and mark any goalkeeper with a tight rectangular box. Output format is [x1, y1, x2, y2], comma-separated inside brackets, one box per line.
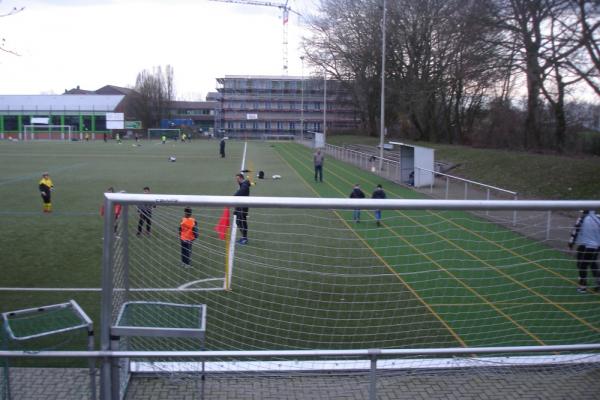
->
[38, 172, 54, 213]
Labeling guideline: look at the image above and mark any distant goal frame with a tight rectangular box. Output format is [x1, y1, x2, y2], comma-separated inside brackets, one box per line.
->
[22, 125, 74, 141]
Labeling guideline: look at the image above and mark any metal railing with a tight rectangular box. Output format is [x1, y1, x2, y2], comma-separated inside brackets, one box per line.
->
[2, 344, 600, 400]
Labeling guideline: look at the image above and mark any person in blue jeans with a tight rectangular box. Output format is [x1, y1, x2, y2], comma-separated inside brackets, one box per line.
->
[349, 183, 365, 223]
[371, 184, 386, 226]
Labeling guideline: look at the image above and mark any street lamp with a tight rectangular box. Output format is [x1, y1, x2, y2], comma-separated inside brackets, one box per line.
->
[323, 68, 327, 145]
[378, 0, 387, 171]
[300, 56, 305, 142]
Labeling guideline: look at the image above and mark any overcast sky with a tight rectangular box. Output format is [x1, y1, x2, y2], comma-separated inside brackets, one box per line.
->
[0, 0, 316, 100]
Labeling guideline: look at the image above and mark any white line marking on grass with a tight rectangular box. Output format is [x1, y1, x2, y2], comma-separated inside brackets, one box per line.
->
[0, 211, 97, 217]
[0, 163, 88, 186]
[178, 278, 225, 290]
[0, 287, 223, 292]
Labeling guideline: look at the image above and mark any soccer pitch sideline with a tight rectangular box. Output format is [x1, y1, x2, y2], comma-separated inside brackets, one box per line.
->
[0, 139, 599, 361]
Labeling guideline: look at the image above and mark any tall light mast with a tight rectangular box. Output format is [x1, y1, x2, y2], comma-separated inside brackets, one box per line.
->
[209, 0, 298, 74]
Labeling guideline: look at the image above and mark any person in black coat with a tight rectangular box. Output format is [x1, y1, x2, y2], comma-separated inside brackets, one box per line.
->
[372, 184, 386, 226]
[234, 173, 250, 244]
[349, 183, 365, 223]
[220, 138, 226, 158]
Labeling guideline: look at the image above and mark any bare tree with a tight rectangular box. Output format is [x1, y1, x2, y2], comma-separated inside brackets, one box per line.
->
[132, 65, 176, 130]
[562, 0, 600, 97]
[302, 0, 383, 136]
[0, 2, 24, 56]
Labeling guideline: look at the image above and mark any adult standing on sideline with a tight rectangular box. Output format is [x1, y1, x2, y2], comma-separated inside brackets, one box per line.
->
[314, 149, 324, 182]
[568, 210, 600, 293]
[371, 184, 386, 226]
[349, 183, 365, 223]
[220, 137, 226, 158]
[39, 172, 54, 213]
[136, 186, 154, 236]
[179, 207, 198, 267]
[234, 173, 250, 244]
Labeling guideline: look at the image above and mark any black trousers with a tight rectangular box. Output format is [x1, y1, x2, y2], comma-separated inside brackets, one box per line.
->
[576, 245, 600, 286]
[137, 212, 152, 234]
[181, 240, 193, 265]
[235, 208, 248, 239]
[314, 165, 323, 182]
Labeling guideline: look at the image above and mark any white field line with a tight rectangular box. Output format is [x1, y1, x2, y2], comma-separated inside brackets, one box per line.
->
[0, 286, 223, 292]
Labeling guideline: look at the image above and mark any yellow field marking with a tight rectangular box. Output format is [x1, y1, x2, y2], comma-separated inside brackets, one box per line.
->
[274, 144, 467, 346]
[319, 146, 600, 333]
[277, 144, 549, 345]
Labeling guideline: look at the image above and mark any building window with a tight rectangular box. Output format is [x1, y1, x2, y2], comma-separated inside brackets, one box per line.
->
[227, 122, 234, 130]
[265, 121, 271, 130]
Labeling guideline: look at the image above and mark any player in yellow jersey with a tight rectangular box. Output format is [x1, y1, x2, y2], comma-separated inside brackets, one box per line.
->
[38, 172, 54, 213]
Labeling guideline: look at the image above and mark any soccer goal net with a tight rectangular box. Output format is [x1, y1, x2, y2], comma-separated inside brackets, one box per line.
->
[22, 125, 74, 141]
[99, 194, 600, 399]
[147, 128, 181, 141]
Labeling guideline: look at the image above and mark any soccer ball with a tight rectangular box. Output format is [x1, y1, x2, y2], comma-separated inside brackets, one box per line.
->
[169, 156, 177, 162]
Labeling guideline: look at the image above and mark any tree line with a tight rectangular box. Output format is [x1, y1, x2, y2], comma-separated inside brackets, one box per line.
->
[302, 0, 600, 153]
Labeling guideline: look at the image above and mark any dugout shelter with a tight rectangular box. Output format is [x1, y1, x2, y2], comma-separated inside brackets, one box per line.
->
[388, 142, 435, 188]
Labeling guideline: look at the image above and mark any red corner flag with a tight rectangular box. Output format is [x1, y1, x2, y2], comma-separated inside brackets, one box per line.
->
[214, 207, 230, 240]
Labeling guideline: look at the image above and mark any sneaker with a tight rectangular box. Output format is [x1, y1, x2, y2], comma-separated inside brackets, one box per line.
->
[237, 238, 248, 245]
[577, 287, 587, 293]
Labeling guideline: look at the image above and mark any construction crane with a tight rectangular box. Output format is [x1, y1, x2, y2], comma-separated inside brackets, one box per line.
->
[209, 0, 299, 74]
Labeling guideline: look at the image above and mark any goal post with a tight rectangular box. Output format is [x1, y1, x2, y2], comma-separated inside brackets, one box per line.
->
[99, 194, 600, 399]
[147, 128, 181, 141]
[22, 125, 74, 141]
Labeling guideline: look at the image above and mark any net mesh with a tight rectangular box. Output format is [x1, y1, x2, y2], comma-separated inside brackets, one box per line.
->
[102, 199, 600, 398]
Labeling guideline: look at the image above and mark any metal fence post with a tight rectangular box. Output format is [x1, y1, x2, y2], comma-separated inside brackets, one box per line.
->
[369, 350, 380, 400]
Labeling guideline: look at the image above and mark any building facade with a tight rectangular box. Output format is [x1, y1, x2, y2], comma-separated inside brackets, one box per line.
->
[162, 100, 218, 135]
[0, 94, 126, 139]
[214, 75, 360, 139]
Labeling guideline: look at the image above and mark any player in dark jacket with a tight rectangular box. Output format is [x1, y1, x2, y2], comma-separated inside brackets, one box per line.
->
[350, 183, 366, 223]
[136, 186, 154, 236]
[372, 184, 386, 226]
[234, 173, 251, 244]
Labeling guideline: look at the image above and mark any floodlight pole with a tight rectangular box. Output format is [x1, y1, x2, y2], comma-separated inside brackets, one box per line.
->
[301, 56, 305, 142]
[378, 0, 387, 171]
[323, 69, 327, 145]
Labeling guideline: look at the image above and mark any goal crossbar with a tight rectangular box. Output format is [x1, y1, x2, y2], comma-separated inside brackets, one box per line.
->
[103, 193, 600, 211]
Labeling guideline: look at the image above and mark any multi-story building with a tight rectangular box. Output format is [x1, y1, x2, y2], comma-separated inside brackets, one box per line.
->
[214, 75, 360, 139]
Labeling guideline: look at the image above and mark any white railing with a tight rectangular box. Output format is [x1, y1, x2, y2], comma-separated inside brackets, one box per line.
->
[3, 345, 600, 400]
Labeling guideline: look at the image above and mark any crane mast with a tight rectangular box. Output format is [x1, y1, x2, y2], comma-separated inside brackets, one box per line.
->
[209, 0, 294, 74]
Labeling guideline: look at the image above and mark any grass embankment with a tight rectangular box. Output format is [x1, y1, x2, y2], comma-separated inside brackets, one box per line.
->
[326, 135, 600, 200]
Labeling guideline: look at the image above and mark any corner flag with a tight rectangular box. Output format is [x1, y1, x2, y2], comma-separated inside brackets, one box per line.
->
[214, 207, 230, 240]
